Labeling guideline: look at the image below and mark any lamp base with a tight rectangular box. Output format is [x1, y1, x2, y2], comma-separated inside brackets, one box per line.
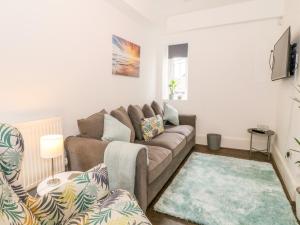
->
[47, 178, 61, 187]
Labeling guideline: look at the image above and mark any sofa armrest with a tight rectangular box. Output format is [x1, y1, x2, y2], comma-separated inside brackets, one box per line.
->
[179, 114, 197, 128]
[64, 136, 109, 171]
[135, 147, 148, 212]
[65, 136, 148, 211]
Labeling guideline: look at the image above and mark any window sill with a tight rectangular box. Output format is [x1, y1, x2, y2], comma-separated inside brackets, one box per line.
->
[163, 98, 188, 101]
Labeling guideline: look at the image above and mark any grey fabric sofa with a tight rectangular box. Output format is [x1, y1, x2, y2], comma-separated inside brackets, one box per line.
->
[65, 103, 196, 211]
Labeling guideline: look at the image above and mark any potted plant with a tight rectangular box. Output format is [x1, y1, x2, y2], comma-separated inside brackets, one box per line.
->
[169, 80, 177, 100]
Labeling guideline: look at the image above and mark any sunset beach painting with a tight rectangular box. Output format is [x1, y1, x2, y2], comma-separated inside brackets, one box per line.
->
[112, 35, 140, 77]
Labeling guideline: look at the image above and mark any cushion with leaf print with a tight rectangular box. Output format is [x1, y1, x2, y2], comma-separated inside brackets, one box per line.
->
[141, 115, 164, 141]
[27, 164, 109, 225]
[65, 189, 152, 225]
[0, 172, 39, 225]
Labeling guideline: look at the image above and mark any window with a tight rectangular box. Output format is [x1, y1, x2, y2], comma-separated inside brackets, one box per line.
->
[167, 43, 188, 100]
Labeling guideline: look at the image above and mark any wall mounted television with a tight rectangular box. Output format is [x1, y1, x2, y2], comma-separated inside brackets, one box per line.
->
[270, 27, 291, 81]
[270, 27, 297, 81]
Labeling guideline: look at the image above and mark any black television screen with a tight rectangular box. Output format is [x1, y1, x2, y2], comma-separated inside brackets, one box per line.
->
[271, 27, 291, 81]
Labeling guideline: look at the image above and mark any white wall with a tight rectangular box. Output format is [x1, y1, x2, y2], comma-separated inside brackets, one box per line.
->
[157, 19, 282, 150]
[273, 0, 300, 201]
[167, 0, 284, 33]
[0, 0, 157, 136]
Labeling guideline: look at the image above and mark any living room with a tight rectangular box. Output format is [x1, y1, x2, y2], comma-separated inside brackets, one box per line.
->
[0, 0, 300, 224]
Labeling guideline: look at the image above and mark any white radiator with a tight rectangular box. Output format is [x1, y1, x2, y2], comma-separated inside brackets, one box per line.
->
[15, 117, 65, 191]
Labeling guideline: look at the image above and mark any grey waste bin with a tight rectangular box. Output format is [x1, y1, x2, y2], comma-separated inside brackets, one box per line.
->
[207, 133, 221, 150]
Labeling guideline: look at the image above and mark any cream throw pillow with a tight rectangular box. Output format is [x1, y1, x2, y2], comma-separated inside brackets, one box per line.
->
[163, 103, 179, 125]
[102, 114, 131, 142]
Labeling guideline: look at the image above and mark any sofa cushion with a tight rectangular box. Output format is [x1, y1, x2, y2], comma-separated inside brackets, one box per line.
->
[111, 106, 135, 142]
[163, 103, 179, 125]
[65, 137, 109, 171]
[141, 115, 164, 141]
[102, 114, 131, 142]
[136, 132, 186, 157]
[128, 105, 145, 140]
[165, 125, 195, 142]
[151, 101, 164, 117]
[77, 109, 107, 139]
[142, 104, 156, 118]
[147, 146, 172, 184]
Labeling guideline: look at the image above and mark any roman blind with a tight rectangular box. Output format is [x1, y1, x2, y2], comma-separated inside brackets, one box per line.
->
[168, 43, 188, 59]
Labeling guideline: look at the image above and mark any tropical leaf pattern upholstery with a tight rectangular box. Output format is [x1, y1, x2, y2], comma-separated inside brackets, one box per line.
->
[141, 115, 164, 141]
[0, 172, 39, 225]
[0, 124, 24, 184]
[0, 123, 152, 225]
[28, 164, 110, 225]
[66, 189, 151, 225]
[0, 123, 32, 204]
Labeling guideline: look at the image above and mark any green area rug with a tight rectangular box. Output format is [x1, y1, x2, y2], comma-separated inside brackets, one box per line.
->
[154, 153, 298, 225]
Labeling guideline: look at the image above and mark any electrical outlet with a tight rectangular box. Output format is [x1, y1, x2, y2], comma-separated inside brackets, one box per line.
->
[285, 151, 291, 159]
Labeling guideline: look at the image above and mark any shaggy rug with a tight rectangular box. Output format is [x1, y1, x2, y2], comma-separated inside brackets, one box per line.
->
[154, 153, 298, 225]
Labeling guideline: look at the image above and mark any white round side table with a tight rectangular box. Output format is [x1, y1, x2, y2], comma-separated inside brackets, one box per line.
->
[37, 171, 82, 196]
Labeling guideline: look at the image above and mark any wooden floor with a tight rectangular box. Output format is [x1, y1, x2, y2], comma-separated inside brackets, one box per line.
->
[146, 145, 296, 225]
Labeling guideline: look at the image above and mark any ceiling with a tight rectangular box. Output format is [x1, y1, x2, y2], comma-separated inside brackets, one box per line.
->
[122, 0, 255, 23]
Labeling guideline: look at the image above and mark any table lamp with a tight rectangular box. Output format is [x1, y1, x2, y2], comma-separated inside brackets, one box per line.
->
[40, 135, 64, 186]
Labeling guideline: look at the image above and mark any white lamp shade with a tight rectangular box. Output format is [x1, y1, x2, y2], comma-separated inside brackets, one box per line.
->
[40, 135, 64, 159]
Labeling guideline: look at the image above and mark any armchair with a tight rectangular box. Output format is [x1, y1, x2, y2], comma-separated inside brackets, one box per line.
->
[0, 123, 151, 225]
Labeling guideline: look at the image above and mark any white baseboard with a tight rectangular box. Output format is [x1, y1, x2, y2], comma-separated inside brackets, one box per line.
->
[196, 135, 266, 150]
[272, 145, 297, 201]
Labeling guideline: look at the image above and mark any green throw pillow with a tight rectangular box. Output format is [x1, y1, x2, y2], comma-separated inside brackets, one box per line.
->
[102, 114, 131, 142]
[163, 103, 179, 125]
[141, 115, 164, 141]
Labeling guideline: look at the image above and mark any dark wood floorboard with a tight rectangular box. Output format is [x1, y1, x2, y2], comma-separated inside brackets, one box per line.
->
[146, 145, 297, 225]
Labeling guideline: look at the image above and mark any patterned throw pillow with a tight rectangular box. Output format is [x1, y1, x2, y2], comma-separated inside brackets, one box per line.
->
[0, 172, 39, 225]
[141, 115, 164, 141]
[27, 164, 109, 225]
[66, 189, 151, 225]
